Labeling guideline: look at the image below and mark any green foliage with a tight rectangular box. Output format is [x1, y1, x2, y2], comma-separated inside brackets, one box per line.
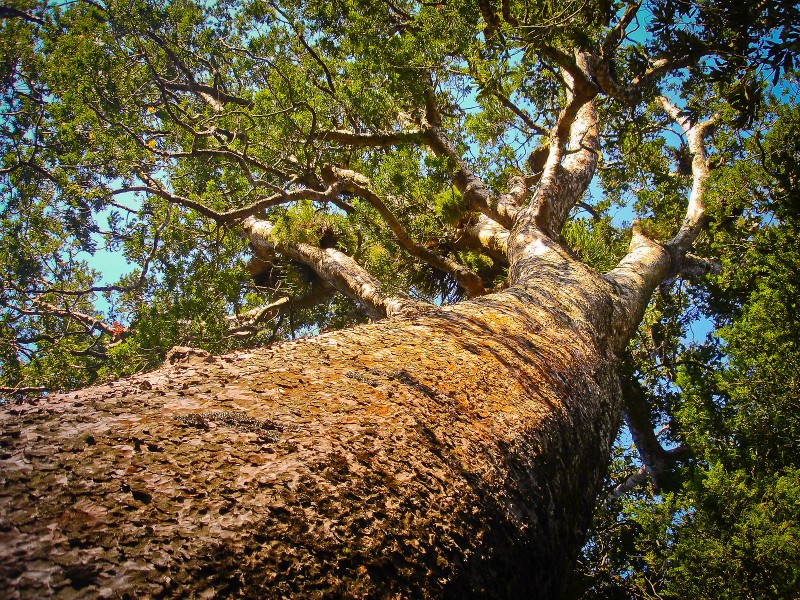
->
[562, 219, 627, 273]
[270, 201, 348, 248]
[433, 186, 466, 225]
[665, 467, 800, 598]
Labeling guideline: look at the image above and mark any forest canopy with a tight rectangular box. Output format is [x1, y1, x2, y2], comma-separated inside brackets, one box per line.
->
[1, 0, 799, 597]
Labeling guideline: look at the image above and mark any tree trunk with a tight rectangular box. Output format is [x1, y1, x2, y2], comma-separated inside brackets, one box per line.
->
[0, 283, 621, 599]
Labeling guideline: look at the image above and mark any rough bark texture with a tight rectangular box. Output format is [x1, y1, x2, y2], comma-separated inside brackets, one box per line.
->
[0, 284, 620, 599]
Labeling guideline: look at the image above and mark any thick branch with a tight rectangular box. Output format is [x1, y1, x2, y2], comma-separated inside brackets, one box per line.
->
[658, 97, 716, 255]
[621, 375, 687, 493]
[595, 54, 697, 105]
[540, 47, 598, 98]
[500, 0, 519, 27]
[242, 218, 428, 319]
[311, 128, 425, 148]
[324, 166, 487, 297]
[605, 102, 716, 349]
[536, 55, 598, 230]
[600, 2, 642, 59]
[512, 53, 599, 245]
[25, 300, 118, 339]
[508, 54, 599, 283]
[423, 127, 519, 229]
[0, 6, 46, 25]
[558, 99, 600, 222]
[603, 223, 672, 351]
[607, 464, 649, 501]
[680, 254, 721, 279]
[422, 86, 520, 229]
[478, 0, 501, 38]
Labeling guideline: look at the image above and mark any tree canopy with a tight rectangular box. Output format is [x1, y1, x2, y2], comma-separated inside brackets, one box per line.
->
[1, 0, 799, 596]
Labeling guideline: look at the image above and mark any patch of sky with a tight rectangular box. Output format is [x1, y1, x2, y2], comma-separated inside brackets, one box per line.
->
[76, 190, 142, 317]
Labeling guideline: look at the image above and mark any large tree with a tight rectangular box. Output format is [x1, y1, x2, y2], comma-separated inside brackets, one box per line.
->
[1, 1, 798, 597]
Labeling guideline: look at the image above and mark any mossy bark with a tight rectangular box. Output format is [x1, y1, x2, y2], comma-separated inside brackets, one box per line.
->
[0, 283, 621, 599]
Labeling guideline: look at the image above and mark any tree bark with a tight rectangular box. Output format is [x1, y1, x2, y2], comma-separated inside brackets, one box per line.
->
[0, 282, 621, 599]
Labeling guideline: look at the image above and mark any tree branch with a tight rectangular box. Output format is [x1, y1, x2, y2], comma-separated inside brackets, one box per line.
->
[226, 279, 335, 339]
[514, 53, 600, 239]
[420, 81, 522, 229]
[595, 54, 697, 105]
[621, 375, 687, 493]
[311, 128, 425, 148]
[145, 31, 248, 112]
[453, 214, 510, 264]
[478, 0, 501, 39]
[19, 206, 171, 298]
[600, 2, 642, 59]
[607, 464, 649, 501]
[466, 65, 548, 135]
[324, 166, 487, 297]
[602, 222, 672, 351]
[162, 83, 253, 109]
[270, 1, 336, 96]
[494, 89, 549, 135]
[680, 254, 722, 279]
[24, 299, 118, 338]
[507, 53, 600, 283]
[658, 97, 716, 255]
[126, 177, 342, 224]
[423, 126, 520, 229]
[604, 101, 716, 350]
[242, 218, 429, 319]
[0, 386, 50, 397]
[0, 6, 45, 25]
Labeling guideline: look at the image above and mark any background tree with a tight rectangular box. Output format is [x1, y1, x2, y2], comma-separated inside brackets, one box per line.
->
[1, 0, 798, 597]
[573, 96, 800, 599]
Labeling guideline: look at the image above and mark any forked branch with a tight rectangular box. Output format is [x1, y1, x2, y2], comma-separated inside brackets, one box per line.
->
[658, 97, 717, 255]
[604, 99, 717, 351]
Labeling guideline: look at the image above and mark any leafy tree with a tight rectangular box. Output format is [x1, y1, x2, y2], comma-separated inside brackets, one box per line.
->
[0, 1, 798, 597]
